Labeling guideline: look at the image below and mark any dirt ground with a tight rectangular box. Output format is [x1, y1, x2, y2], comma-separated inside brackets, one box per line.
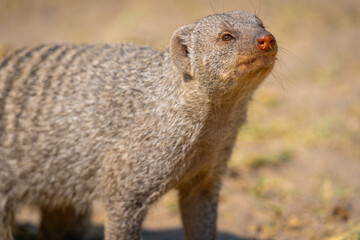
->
[1, 0, 359, 239]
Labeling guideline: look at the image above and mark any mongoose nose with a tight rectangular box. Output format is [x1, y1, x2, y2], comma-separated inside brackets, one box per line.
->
[257, 34, 276, 52]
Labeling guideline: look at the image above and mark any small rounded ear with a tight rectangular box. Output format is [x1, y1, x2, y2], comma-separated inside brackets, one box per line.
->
[169, 24, 195, 76]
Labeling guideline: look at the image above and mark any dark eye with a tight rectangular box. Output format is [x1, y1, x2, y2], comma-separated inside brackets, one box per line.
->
[222, 34, 234, 42]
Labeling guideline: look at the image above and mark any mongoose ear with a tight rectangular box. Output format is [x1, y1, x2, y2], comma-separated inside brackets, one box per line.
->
[170, 24, 195, 77]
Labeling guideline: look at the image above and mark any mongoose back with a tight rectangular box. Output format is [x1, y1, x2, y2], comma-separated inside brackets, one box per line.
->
[0, 11, 277, 240]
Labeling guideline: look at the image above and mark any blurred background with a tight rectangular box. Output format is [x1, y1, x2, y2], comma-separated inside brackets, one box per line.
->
[1, 0, 359, 239]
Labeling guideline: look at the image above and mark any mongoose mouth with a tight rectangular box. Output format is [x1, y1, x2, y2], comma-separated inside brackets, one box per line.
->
[237, 55, 277, 71]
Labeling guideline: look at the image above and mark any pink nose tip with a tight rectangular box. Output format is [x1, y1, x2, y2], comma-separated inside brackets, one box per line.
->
[257, 34, 276, 51]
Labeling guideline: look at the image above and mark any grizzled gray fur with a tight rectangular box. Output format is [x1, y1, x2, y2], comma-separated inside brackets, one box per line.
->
[0, 11, 277, 240]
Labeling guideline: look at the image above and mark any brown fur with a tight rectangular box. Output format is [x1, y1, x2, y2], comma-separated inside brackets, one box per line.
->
[0, 11, 277, 240]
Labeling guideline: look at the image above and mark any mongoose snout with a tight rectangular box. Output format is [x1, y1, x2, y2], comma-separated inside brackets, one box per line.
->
[257, 33, 276, 52]
[236, 32, 277, 74]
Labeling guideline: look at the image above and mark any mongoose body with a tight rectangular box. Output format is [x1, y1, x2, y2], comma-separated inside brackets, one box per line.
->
[0, 12, 277, 240]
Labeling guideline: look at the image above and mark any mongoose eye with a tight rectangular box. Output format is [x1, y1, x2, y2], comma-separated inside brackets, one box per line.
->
[221, 34, 234, 42]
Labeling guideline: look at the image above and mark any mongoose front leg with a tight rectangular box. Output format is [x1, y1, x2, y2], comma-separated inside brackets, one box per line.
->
[101, 167, 162, 240]
[178, 171, 221, 240]
[39, 205, 91, 240]
[0, 198, 15, 240]
[0, 214, 14, 240]
[103, 198, 149, 240]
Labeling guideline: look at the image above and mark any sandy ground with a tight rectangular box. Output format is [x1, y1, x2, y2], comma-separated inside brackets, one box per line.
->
[1, 0, 359, 239]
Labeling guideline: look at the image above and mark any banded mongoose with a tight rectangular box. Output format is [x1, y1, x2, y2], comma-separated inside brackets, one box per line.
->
[0, 11, 277, 240]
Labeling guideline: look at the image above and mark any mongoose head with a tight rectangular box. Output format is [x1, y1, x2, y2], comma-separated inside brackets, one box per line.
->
[170, 11, 277, 98]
